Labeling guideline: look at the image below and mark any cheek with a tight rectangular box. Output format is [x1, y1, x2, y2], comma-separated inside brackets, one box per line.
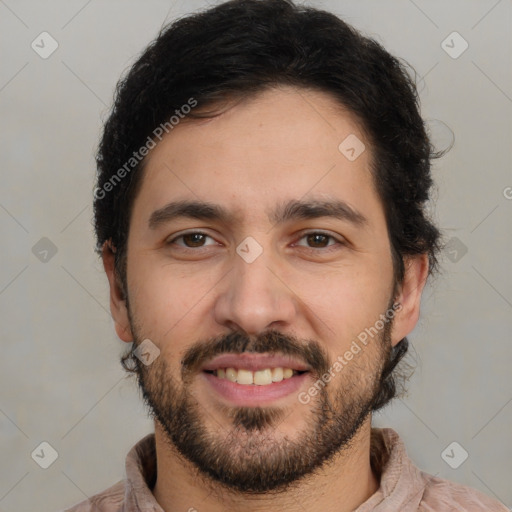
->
[126, 251, 221, 341]
[288, 261, 393, 351]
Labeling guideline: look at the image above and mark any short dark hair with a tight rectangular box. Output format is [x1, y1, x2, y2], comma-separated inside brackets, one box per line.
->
[95, 0, 445, 410]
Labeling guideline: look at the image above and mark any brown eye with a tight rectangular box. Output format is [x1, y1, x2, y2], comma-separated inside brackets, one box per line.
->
[168, 232, 216, 248]
[182, 233, 207, 247]
[306, 233, 331, 248]
[295, 231, 339, 249]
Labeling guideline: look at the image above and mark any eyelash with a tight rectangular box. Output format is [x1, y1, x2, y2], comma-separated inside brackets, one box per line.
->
[166, 230, 344, 252]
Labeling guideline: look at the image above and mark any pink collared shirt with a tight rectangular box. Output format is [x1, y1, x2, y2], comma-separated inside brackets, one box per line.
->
[64, 428, 508, 511]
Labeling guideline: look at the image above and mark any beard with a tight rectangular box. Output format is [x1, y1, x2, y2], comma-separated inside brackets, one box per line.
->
[127, 302, 394, 494]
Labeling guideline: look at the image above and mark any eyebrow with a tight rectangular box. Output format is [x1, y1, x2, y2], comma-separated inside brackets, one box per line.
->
[148, 198, 368, 230]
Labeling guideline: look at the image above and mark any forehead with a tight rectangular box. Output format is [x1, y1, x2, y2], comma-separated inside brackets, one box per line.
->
[131, 86, 383, 229]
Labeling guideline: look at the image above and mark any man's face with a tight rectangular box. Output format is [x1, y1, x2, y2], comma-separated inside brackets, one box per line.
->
[115, 87, 406, 492]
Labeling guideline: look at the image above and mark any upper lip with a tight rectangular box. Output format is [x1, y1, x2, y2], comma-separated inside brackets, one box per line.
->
[201, 353, 311, 372]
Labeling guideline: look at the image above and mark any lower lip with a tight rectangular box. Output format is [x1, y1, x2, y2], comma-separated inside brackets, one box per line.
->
[201, 371, 310, 406]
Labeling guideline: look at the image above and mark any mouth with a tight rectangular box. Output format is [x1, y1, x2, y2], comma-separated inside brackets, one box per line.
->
[203, 367, 307, 385]
[200, 353, 311, 405]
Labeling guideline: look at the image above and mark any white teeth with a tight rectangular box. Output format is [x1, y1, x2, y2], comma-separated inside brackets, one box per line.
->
[226, 367, 237, 382]
[271, 367, 283, 382]
[254, 369, 272, 385]
[214, 367, 299, 385]
[283, 368, 293, 379]
[237, 369, 253, 385]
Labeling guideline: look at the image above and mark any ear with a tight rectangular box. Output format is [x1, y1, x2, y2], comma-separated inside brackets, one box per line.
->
[102, 241, 133, 343]
[390, 253, 429, 347]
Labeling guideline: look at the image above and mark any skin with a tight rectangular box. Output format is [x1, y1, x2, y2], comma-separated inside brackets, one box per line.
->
[103, 86, 428, 512]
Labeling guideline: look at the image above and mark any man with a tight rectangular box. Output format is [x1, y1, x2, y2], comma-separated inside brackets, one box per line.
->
[67, 0, 507, 510]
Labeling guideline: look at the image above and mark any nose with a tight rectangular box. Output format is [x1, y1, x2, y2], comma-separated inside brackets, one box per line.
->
[213, 248, 298, 335]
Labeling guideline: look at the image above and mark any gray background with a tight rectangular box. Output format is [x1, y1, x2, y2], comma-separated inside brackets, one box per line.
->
[0, 0, 511, 510]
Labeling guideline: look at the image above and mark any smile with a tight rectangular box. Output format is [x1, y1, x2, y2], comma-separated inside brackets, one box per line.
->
[204, 367, 305, 385]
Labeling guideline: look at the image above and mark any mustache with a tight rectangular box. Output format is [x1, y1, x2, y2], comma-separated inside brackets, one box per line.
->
[181, 329, 330, 380]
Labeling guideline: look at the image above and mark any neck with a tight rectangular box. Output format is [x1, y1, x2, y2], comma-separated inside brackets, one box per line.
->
[152, 417, 380, 512]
